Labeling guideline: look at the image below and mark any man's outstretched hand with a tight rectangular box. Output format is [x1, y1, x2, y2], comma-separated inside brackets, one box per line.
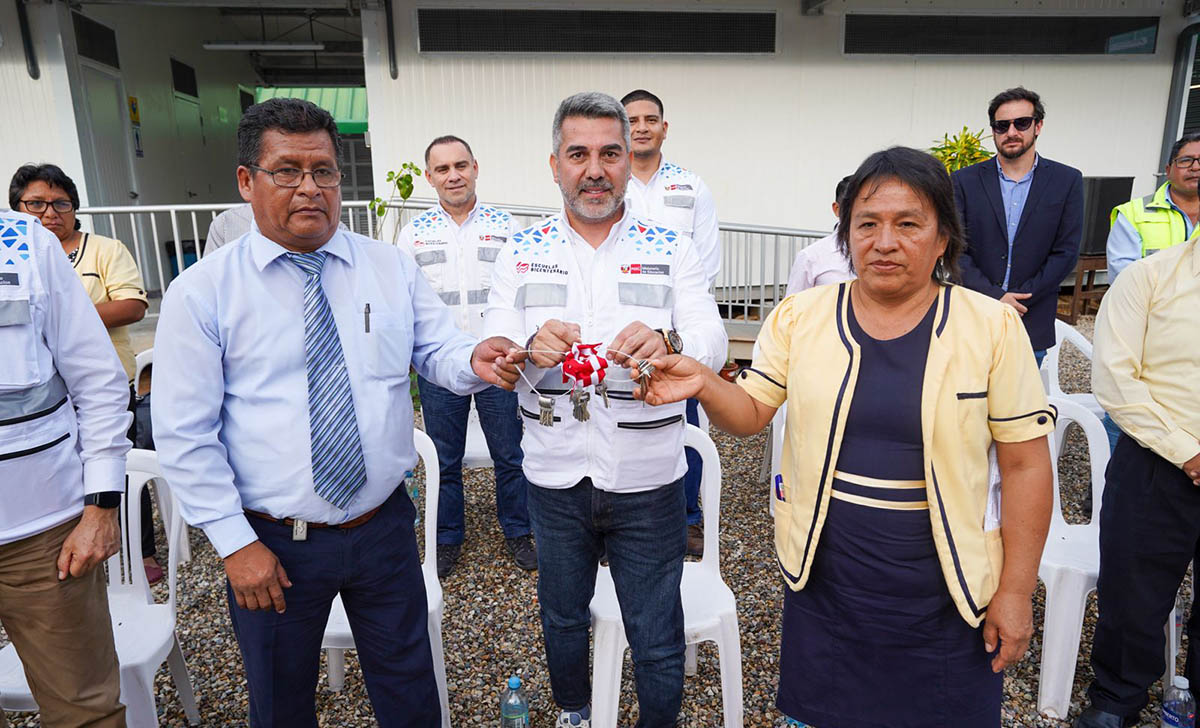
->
[634, 354, 710, 406]
[473, 336, 526, 390]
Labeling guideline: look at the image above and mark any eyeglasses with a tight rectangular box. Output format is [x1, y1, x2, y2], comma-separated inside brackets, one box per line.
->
[248, 165, 343, 188]
[20, 199, 74, 214]
[990, 116, 1037, 134]
[1173, 156, 1200, 168]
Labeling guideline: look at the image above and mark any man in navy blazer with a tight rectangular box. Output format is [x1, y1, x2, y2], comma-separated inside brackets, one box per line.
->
[952, 87, 1083, 361]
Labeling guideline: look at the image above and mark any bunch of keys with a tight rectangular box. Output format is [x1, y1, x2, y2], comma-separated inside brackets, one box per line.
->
[537, 393, 555, 427]
[635, 359, 655, 407]
[570, 388, 591, 422]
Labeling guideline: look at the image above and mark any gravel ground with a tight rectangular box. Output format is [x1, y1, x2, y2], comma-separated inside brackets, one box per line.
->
[3, 314, 1189, 727]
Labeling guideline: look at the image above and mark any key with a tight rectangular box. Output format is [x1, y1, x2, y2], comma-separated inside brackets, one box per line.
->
[292, 519, 308, 541]
[538, 394, 556, 427]
[571, 388, 591, 422]
[595, 379, 610, 408]
[636, 359, 655, 408]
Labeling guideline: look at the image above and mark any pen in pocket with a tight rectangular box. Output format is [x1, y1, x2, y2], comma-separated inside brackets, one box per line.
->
[364, 303, 371, 333]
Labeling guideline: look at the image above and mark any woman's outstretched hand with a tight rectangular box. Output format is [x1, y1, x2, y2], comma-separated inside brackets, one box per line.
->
[634, 354, 710, 406]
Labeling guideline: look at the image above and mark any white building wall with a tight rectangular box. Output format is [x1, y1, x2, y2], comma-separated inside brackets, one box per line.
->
[74, 3, 259, 206]
[0, 2, 88, 203]
[364, 0, 1189, 231]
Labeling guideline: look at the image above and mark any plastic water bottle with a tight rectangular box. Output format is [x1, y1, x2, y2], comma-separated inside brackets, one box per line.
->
[1163, 675, 1196, 728]
[500, 675, 529, 727]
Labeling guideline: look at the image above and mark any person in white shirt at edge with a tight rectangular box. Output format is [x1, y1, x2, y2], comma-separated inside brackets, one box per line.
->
[484, 92, 727, 728]
[622, 88, 722, 558]
[151, 98, 524, 728]
[785, 175, 856, 295]
[398, 135, 536, 579]
[0, 211, 131, 728]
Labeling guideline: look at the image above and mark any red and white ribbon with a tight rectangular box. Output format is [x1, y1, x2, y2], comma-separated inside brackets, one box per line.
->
[562, 342, 608, 387]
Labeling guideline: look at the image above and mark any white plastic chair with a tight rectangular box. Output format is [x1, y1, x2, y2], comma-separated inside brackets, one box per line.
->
[1041, 320, 1105, 427]
[131, 346, 191, 566]
[1035, 399, 1179, 717]
[321, 429, 451, 727]
[0, 449, 200, 727]
[589, 425, 743, 728]
[462, 400, 493, 469]
[134, 347, 153, 391]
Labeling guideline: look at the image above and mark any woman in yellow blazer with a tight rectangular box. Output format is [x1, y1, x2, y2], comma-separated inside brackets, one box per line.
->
[639, 147, 1054, 728]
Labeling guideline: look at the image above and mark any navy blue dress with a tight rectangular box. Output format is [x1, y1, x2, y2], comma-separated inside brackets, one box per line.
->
[777, 298, 1001, 728]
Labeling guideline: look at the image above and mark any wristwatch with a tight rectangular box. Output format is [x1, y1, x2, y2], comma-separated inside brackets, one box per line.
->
[84, 491, 122, 509]
[659, 328, 683, 355]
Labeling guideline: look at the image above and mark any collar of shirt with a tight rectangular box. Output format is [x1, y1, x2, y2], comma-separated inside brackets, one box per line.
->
[560, 204, 632, 253]
[996, 153, 1039, 184]
[248, 226, 353, 272]
[628, 156, 668, 192]
[431, 198, 480, 231]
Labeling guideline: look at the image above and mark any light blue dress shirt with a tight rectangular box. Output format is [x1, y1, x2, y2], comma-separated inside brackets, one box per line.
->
[998, 155, 1039, 290]
[152, 227, 485, 558]
[1105, 186, 1196, 283]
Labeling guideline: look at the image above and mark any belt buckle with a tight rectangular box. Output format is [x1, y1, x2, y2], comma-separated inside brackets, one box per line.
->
[292, 519, 308, 541]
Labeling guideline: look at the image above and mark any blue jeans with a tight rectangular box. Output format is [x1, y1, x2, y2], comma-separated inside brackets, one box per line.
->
[684, 398, 702, 526]
[227, 487, 439, 727]
[526, 478, 686, 727]
[1101, 413, 1122, 454]
[1034, 349, 1046, 369]
[417, 377, 530, 545]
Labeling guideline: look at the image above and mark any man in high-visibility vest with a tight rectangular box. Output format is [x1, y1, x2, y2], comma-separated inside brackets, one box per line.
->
[1098, 133, 1200, 453]
[1107, 133, 1200, 283]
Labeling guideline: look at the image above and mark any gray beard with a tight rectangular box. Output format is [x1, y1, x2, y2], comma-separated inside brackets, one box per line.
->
[565, 189, 623, 222]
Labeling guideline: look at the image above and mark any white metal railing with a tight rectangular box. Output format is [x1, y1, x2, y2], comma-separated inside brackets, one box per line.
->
[76, 198, 827, 331]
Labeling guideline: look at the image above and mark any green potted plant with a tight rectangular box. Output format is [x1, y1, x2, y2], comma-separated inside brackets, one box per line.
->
[929, 127, 994, 173]
[368, 162, 423, 243]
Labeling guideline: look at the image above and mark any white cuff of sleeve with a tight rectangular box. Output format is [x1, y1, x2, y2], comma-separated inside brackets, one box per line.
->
[203, 514, 260, 559]
[82, 457, 127, 495]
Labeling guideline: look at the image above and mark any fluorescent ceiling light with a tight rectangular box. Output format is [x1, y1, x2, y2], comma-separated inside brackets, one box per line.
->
[203, 41, 326, 51]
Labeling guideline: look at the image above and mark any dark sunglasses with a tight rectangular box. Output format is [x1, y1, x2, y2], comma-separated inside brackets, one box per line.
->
[990, 116, 1037, 134]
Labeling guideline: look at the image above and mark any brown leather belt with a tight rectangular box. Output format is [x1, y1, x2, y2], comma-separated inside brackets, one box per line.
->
[244, 504, 383, 530]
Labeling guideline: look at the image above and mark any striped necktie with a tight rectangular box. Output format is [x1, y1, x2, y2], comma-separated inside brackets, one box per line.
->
[287, 251, 367, 510]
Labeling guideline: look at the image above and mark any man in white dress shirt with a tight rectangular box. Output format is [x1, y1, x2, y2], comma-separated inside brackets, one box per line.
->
[485, 91, 727, 728]
[152, 98, 522, 727]
[0, 211, 130, 727]
[621, 88, 722, 557]
[399, 135, 535, 579]
[785, 175, 856, 295]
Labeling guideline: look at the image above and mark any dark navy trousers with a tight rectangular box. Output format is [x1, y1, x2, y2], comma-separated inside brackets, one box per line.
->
[227, 487, 439, 727]
[1088, 434, 1200, 717]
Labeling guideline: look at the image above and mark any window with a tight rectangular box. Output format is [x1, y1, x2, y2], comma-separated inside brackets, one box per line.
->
[844, 15, 1159, 55]
[417, 8, 775, 53]
[73, 13, 120, 69]
[171, 59, 198, 98]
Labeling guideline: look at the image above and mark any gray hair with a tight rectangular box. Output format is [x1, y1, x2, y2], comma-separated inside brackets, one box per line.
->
[551, 92, 631, 155]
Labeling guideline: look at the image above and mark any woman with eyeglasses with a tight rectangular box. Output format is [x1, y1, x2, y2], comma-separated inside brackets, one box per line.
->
[637, 147, 1055, 727]
[8, 163, 163, 584]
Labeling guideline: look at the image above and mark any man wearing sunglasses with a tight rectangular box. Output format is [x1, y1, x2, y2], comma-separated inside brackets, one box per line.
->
[952, 87, 1083, 367]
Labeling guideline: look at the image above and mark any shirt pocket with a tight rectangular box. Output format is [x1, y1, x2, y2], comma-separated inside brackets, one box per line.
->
[0, 296, 38, 387]
[658, 198, 696, 235]
[412, 248, 447, 290]
[517, 282, 569, 332]
[364, 310, 412, 380]
[614, 413, 684, 484]
[617, 281, 674, 330]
